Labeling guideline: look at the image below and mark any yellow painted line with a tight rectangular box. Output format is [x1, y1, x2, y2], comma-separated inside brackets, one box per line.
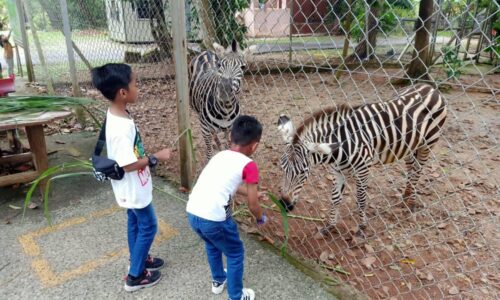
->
[89, 205, 121, 218]
[31, 217, 87, 238]
[18, 206, 178, 288]
[18, 234, 40, 257]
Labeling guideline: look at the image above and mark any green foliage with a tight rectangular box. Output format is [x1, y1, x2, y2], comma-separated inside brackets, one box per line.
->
[0, 95, 94, 114]
[346, 0, 415, 40]
[268, 192, 289, 257]
[210, 0, 248, 48]
[441, 46, 464, 79]
[31, 0, 107, 31]
[23, 161, 93, 223]
[484, 20, 500, 59]
[0, 0, 8, 30]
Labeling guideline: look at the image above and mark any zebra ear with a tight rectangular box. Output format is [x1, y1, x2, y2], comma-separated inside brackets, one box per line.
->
[213, 42, 225, 56]
[231, 39, 238, 53]
[277, 114, 295, 143]
[305, 142, 339, 155]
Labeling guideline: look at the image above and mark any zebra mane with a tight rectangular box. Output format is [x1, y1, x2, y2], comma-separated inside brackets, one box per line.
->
[292, 104, 359, 144]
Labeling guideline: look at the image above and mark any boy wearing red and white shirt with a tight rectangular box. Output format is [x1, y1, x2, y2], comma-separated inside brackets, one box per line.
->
[187, 115, 267, 300]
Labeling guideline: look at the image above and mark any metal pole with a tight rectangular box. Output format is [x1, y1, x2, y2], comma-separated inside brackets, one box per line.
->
[59, 0, 80, 96]
[23, 0, 55, 94]
[171, 0, 193, 189]
[15, 0, 34, 81]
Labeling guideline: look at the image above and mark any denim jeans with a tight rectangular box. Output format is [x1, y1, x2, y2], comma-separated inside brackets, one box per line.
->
[127, 203, 158, 277]
[188, 213, 245, 300]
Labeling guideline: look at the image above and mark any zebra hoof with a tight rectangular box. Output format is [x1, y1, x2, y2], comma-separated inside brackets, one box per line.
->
[320, 224, 338, 236]
[278, 198, 295, 212]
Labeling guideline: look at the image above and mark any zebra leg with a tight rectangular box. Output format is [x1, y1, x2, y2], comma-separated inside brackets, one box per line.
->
[355, 167, 370, 231]
[403, 147, 431, 211]
[202, 128, 214, 161]
[224, 130, 230, 149]
[321, 171, 345, 234]
[213, 131, 223, 151]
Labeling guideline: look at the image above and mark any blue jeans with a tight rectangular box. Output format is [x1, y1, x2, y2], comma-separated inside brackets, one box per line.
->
[188, 213, 244, 300]
[127, 203, 158, 277]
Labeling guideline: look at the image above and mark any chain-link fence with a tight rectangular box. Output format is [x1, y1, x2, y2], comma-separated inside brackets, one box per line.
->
[12, 0, 500, 298]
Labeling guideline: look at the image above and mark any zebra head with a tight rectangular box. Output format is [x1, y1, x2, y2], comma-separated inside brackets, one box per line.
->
[213, 39, 254, 107]
[277, 114, 340, 212]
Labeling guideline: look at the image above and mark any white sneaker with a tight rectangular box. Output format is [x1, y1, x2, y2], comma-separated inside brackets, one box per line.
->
[212, 269, 227, 294]
[212, 279, 227, 294]
[240, 288, 255, 300]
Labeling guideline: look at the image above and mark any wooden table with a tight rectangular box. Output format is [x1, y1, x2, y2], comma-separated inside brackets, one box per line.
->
[0, 111, 72, 190]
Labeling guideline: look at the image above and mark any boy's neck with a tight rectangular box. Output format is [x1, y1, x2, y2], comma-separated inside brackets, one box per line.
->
[230, 144, 252, 157]
[110, 101, 128, 117]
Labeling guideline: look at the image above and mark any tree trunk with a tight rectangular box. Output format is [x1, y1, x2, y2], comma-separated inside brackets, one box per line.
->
[194, 0, 217, 50]
[148, 0, 173, 60]
[346, 0, 380, 62]
[405, 0, 433, 80]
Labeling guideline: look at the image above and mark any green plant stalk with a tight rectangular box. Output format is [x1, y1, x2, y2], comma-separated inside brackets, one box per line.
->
[268, 192, 289, 257]
[320, 264, 351, 276]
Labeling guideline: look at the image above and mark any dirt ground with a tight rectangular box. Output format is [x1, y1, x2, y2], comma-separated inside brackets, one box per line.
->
[59, 66, 499, 299]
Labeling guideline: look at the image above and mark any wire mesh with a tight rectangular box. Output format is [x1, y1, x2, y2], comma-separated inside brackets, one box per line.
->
[15, 0, 500, 298]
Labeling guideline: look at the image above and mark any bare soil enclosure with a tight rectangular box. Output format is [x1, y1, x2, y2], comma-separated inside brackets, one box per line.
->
[79, 67, 499, 299]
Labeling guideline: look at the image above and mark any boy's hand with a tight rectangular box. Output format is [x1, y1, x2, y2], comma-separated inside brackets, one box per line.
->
[258, 192, 269, 201]
[256, 212, 267, 226]
[154, 148, 172, 161]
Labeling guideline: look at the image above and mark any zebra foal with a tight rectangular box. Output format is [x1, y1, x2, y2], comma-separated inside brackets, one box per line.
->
[277, 84, 447, 233]
[189, 39, 253, 160]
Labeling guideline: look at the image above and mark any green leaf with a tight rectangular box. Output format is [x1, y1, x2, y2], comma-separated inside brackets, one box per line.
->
[268, 192, 289, 257]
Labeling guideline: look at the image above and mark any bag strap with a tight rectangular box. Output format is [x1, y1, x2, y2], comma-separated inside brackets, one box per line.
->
[93, 111, 139, 157]
[94, 118, 107, 156]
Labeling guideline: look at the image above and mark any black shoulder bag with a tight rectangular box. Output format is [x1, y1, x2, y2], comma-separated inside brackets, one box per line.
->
[92, 118, 138, 181]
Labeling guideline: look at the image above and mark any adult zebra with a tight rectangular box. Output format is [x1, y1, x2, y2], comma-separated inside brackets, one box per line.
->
[277, 84, 447, 234]
[189, 39, 253, 160]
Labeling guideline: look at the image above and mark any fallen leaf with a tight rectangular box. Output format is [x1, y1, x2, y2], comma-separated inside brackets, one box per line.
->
[361, 256, 376, 269]
[28, 202, 39, 209]
[320, 251, 330, 263]
[430, 172, 440, 178]
[364, 244, 375, 254]
[364, 273, 374, 277]
[8, 205, 21, 210]
[65, 147, 81, 157]
[437, 223, 448, 229]
[416, 269, 434, 281]
[448, 286, 459, 295]
[345, 249, 356, 257]
[382, 286, 389, 294]
[325, 174, 334, 181]
[389, 265, 401, 271]
[401, 258, 416, 265]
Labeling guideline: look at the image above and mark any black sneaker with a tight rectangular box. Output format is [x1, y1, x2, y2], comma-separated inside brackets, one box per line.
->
[124, 270, 162, 292]
[145, 255, 165, 271]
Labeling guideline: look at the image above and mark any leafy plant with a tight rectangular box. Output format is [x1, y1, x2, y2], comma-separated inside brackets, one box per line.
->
[209, 0, 248, 48]
[441, 46, 464, 79]
[23, 160, 93, 223]
[268, 192, 289, 257]
[0, 95, 94, 114]
[484, 20, 500, 60]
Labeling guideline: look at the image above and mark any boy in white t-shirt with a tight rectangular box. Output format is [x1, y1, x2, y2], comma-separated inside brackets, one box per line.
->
[91, 63, 172, 292]
[186, 115, 268, 300]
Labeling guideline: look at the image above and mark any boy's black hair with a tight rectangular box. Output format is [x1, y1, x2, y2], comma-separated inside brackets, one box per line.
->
[91, 63, 132, 101]
[231, 115, 263, 146]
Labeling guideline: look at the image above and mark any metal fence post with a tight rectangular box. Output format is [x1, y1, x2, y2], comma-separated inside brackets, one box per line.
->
[171, 0, 193, 189]
[14, 0, 35, 82]
[59, 0, 80, 97]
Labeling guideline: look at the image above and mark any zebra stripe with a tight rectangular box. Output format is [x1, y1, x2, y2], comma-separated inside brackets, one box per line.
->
[278, 84, 447, 232]
[189, 41, 247, 160]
